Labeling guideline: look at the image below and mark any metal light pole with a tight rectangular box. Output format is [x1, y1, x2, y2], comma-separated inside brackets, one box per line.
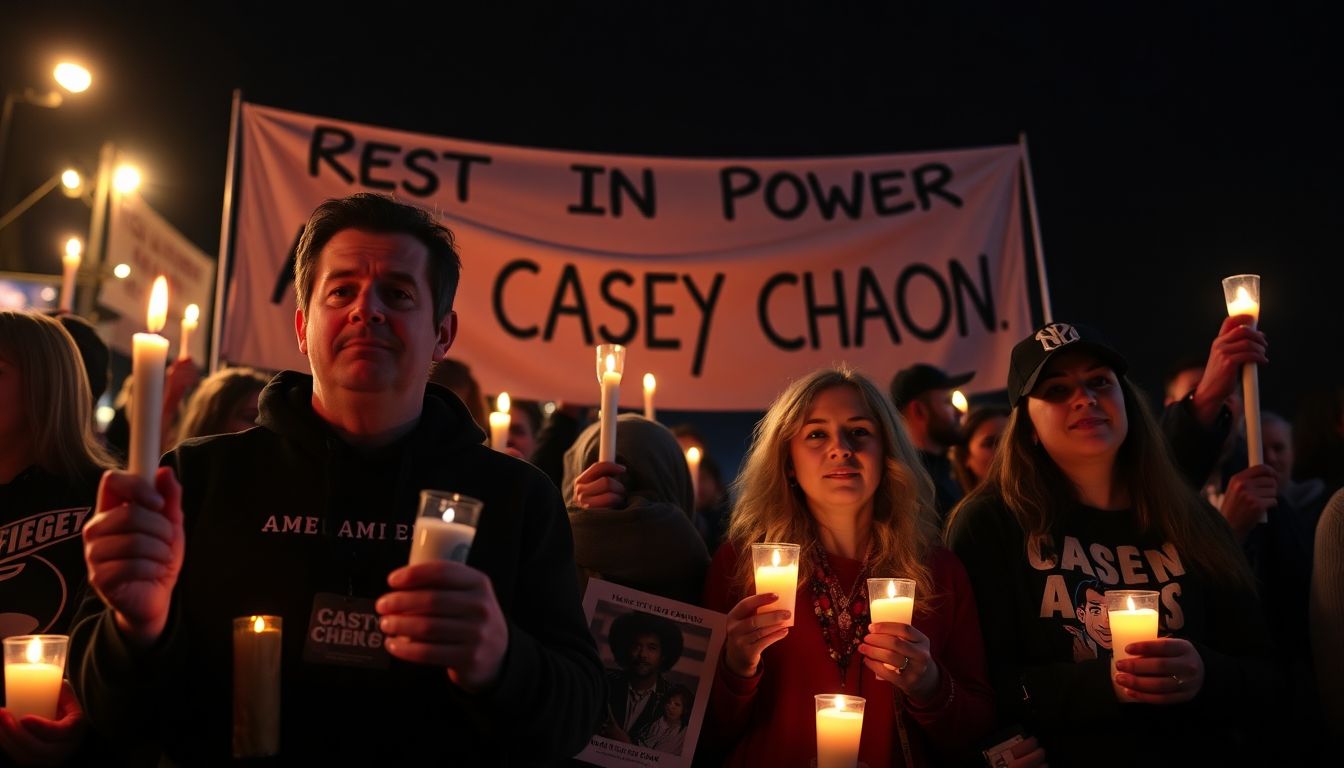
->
[78, 141, 117, 317]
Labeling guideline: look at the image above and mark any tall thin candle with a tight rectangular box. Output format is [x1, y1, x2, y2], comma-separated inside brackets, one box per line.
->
[130, 276, 170, 480]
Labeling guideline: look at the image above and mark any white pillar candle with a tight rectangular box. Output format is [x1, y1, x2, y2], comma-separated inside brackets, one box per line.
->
[643, 373, 656, 421]
[751, 544, 800, 628]
[232, 616, 281, 758]
[815, 694, 865, 768]
[685, 446, 701, 507]
[59, 239, 81, 312]
[599, 359, 621, 463]
[179, 303, 200, 361]
[1224, 276, 1265, 521]
[3, 636, 67, 720]
[489, 392, 511, 451]
[130, 276, 170, 480]
[408, 493, 483, 565]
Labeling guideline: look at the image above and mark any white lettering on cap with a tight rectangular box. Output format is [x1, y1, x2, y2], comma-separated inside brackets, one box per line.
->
[1035, 323, 1079, 351]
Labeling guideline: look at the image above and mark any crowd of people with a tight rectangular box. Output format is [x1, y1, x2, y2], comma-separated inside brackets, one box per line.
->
[1, 192, 1339, 766]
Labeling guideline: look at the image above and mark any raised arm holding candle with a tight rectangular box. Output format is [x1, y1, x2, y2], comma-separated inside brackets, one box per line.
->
[596, 344, 625, 463]
[946, 321, 1274, 766]
[702, 367, 994, 767]
[69, 193, 602, 764]
[1223, 274, 1263, 467]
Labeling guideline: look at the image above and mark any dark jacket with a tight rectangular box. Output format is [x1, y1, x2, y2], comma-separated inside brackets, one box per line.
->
[68, 372, 604, 765]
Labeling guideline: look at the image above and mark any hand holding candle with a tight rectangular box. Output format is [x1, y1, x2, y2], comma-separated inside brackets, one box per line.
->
[130, 276, 170, 479]
[595, 344, 625, 463]
[178, 303, 199, 361]
[814, 694, 865, 768]
[488, 392, 511, 451]
[59, 238, 81, 312]
[233, 616, 281, 758]
[3, 635, 68, 720]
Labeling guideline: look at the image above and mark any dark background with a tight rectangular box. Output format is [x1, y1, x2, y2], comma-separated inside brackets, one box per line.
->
[2, 3, 1340, 474]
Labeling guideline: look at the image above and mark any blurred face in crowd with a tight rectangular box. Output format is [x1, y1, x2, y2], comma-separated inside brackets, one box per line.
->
[1262, 419, 1294, 487]
[1164, 367, 1204, 405]
[916, 388, 963, 451]
[224, 387, 263, 434]
[1026, 352, 1128, 469]
[789, 385, 883, 519]
[508, 412, 536, 459]
[965, 413, 1008, 484]
[297, 229, 455, 413]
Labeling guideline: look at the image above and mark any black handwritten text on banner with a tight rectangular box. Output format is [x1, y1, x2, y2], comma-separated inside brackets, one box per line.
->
[224, 103, 1030, 410]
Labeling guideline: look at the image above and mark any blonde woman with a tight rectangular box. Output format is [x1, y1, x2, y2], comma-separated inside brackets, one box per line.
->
[702, 367, 994, 767]
[0, 310, 116, 764]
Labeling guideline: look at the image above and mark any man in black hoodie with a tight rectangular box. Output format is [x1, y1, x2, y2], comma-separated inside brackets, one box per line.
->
[70, 193, 605, 764]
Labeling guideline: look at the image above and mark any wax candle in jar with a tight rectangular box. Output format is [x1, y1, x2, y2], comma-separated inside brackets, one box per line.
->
[232, 616, 281, 758]
[3, 635, 68, 720]
[751, 543, 800, 628]
[815, 693, 865, 768]
[1106, 590, 1159, 702]
[867, 578, 915, 625]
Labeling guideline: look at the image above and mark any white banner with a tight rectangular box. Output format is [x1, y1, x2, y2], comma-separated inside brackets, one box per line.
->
[224, 103, 1033, 410]
[101, 192, 214, 359]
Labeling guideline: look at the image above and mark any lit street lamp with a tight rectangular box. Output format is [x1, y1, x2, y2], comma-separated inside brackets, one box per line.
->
[0, 61, 92, 185]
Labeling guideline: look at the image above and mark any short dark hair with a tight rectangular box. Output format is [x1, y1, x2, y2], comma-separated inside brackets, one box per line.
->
[608, 611, 684, 672]
[293, 193, 462, 323]
[46, 311, 109, 403]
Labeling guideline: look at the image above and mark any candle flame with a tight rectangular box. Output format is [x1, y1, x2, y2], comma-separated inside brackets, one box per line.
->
[64, 237, 83, 261]
[644, 372, 655, 391]
[184, 303, 200, 323]
[686, 446, 701, 463]
[605, 354, 616, 374]
[443, 507, 456, 524]
[836, 696, 847, 711]
[951, 390, 968, 414]
[253, 616, 266, 633]
[24, 637, 41, 664]
[887, 581, 897, 600]
[1236, 286, 1253, 304]
[1126, 596, 1136, 612]
[497, 392, 510, 413]
[771, 548, 781, 567]
[147, 276, 168, 333]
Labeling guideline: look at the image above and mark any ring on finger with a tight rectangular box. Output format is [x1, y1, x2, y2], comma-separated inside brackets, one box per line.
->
[1171, 674, 1183, 688]
[897, 656, 911, 674]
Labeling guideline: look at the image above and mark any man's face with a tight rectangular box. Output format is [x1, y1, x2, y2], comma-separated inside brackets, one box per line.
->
[1263, 420, 1294, 487]
[628, 632, 663, 677]
[296, 229, 454, 406]
[508, 414, 536, 458]
[1076, 587, 1112, 649]
[920, 388, 963, 449]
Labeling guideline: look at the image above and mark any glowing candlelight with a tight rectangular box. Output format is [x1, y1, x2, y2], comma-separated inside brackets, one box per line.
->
[179, 303, 200, 361]
[951, 389, 968, 414]
[685, 445, 701, 506]
[489, 392, 511, 451]
[751, 543, 800, 628]
[232, 616, 281, 758]
[130, 276, 170, 479]
[59, 238, 81, 312]
[596, 345, 625, 463]
[1222, 275, 1264, 481]
[643, 373, 656, 421]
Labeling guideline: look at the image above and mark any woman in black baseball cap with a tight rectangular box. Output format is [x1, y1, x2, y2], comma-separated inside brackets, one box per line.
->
[946, 321, 1275, 766]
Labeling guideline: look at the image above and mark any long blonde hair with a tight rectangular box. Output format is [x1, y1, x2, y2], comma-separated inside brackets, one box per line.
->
[727, 367, 940, 601]
[175, 367, 270, 445]
[0, 311, 117, 480]
[954, 374, 1255, 593]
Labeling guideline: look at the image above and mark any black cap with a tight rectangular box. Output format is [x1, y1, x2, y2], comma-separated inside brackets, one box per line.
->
[889, 364, 974, 410]
[1007, 322, 1128, 408]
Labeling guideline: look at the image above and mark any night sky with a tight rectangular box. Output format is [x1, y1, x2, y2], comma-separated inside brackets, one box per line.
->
[2, 4, 1340, 468]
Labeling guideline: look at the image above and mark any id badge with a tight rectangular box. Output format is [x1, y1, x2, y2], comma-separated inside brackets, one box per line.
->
[302, 592, 389, 669]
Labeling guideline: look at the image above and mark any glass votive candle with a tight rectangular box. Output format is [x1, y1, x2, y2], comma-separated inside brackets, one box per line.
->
[815, 693, 865, 768]
[3, 634, 68, 719]
[751, 543, 800, 627]
[408, 491, 484, 565]
[1106, 590, 1159, 702]
[866, 578, 915, 625]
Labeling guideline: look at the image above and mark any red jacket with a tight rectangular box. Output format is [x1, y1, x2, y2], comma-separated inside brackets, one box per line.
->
[701, 544, 995, 767]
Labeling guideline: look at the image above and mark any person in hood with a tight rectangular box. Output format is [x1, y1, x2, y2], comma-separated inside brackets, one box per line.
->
[563, 413, 711, 605]
[69, 193, 604, 764]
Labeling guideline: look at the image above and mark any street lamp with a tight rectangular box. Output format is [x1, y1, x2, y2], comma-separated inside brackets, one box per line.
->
[0, 61, 93, 185]
[78, 142, 142, 316]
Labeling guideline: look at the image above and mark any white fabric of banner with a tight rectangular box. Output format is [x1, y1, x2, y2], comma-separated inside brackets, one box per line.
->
[224, 103, 1032, 411]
